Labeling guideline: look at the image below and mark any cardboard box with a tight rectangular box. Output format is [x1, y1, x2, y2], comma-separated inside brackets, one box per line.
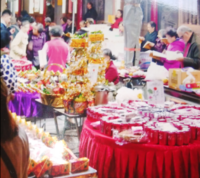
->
[169, 69, 200, 90]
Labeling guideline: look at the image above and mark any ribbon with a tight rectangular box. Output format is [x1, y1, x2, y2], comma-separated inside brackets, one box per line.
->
[124, 47, 141, 51]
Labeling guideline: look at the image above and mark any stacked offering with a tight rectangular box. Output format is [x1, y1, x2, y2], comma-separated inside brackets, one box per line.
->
[63, 33, 94, 115]
[87, 101, 200, 146]
[11, 113, 89, 178]
[88, 31, 107, 84]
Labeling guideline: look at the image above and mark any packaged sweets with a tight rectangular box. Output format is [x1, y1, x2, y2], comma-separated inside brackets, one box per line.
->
[49, 161, 70, 177]
[70, 158, 89, 174]
[33, 156, 53, 178]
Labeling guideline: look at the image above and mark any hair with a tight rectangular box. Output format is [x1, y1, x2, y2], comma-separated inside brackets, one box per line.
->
[88, 2, 94, 8]
[0, 30, 11, 49]
[87, 19, 94, 25]
[118, 9, 123, 18]
[20, 10, 29, 18]
[36, 23, 44, 33]
[61, 17, 67, 23]
[1, 78, 18, 143]
[80, 20, 86, 26]
[166, 29, 178, 38]
[148, 21, 156, 29]
[158, 29, 166, 38]
[45, 17, 51, 23]
[21, 19, 30, 26]
[29, 16, 36, 24]
[177, 25, 193, 35]
[2, 9, 12, 16]
[103, 49, 117, 60]
[17, 17, 22, 22]
[50, 25, 63, 37]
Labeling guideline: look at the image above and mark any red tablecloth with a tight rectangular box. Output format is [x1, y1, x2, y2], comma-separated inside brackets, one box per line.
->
[79, 119, 200, 178]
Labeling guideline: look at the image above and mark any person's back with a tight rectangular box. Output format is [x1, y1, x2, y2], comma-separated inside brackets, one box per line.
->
[1, 127, 29, 178]
[47, 38, 70, 72]
[0, 79, 29, 178]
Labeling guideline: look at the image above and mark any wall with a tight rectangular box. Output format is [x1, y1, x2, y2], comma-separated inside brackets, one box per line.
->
[1, 0, 7, 12]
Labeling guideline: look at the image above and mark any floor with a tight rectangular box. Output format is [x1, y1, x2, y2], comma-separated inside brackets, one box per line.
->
[34, 116, 80, 157]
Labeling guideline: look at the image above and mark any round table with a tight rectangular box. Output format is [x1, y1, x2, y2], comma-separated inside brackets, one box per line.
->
[79, 119, 200, 178]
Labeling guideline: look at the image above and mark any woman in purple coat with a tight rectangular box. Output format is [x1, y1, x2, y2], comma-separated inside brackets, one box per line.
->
[155, 29, 185, 70]
[27, 23, 46, 69]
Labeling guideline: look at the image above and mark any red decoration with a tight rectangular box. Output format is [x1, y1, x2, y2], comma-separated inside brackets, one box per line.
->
[154, 87, 157, 91]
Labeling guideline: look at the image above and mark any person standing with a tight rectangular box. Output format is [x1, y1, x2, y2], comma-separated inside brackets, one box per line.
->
[83, 2, 98, 21]
[46, 0, 54, 22]
[41, 26, 70, 72]
[140, 21, 158, 52]
[175, 25, 200, 69]
[10, 20, 30, 60]
[64, 18, 76, 34]
[27, 23, 46, 69]
[1, 29, 29, 178]
[0, 9, 15, 45]
[45, 17, 52, 41]
[60, 17, 68, 32]
[0, 10, 14, 34]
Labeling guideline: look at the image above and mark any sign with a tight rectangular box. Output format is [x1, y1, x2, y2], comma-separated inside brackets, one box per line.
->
[57, 0, 62, 6]
[147, 80, 165, 105]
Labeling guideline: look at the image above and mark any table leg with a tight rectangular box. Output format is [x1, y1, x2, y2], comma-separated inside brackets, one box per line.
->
[53, 111, 60, 138]
[62, 116, 67, 139]
[74, 118, 80, 140]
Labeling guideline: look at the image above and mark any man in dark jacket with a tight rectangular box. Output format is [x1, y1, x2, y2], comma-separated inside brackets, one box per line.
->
[176, 25, 200, 70]
[140, 21, 158, 52]
[46, 0, 54, 22]
[83, 2, 98, 21]
[0, 10, 15, 36]
[45, 17, 51, 41]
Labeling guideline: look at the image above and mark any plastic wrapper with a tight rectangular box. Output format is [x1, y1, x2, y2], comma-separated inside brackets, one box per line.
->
[113, 127, 148, 145]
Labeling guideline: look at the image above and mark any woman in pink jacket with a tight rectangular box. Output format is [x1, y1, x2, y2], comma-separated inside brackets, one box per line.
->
[160, 29, 185, 70]
[103, 49, 119, 85]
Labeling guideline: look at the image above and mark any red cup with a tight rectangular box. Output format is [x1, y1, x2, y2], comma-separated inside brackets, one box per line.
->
[167, 132, 177, 146]
[159, 131, 168, 145]
[183, 129, 191, 145]
[100, 119, 105, 133]
[176, 131, 184, 146]
[191, 125, 197, 140]
[197, 127, 200, 141]
[150, 128, 159, 144]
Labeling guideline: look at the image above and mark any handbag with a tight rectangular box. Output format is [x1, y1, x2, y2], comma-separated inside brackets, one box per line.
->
[1, 145, 17, 178]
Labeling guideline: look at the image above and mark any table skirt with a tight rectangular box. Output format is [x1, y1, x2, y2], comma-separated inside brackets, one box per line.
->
[79, 119, 200, 178]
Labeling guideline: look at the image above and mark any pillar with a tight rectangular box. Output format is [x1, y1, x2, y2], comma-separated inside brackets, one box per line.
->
[1, 0, 6, 12]
[54, 0, 63, 24]
[150, 0, 158, 28]
[76, 0, 83, 30]
[43, 0, 47, 26]
[18, 0, 22, 17]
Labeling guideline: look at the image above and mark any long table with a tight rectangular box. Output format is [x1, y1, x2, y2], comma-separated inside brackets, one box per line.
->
[164, 86, 200, 105]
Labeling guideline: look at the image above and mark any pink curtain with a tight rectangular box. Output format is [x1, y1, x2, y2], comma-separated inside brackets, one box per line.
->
[68, 0, 73, 13]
